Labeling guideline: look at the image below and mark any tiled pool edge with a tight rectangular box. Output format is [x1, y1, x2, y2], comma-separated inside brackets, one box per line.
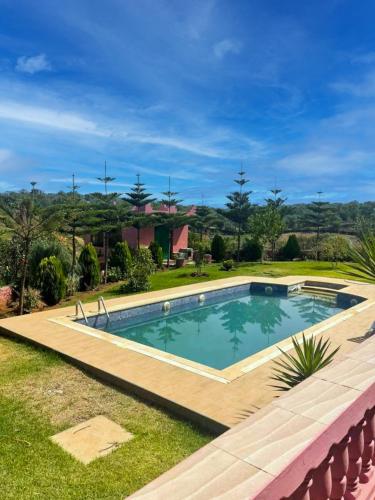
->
[51, 277, 368, 384]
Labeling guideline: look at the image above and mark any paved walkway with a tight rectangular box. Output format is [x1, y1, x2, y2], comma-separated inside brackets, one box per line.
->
[1, 276, 374, 431]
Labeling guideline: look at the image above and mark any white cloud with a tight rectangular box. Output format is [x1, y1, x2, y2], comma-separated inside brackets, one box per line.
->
[276, 149, 369, 177]
[15, 54, 51, 74]
[0, 101, 107, 136]
[0, 148, 12, 163]
[213, 39, 242, 59]
[331, 70, 375, 98]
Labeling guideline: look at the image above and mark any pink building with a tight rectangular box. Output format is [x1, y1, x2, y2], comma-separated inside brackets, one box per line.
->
[85, 204, 195, 261]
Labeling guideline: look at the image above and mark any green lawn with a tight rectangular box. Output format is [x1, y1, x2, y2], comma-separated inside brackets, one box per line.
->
[0, 337, 212, 499]
[61, 260, 357, 307]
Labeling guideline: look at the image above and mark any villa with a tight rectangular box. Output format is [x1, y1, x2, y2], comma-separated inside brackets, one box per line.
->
[85, 203, 196, 260]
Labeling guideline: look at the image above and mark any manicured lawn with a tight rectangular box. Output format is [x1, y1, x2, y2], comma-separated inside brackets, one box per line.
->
[0, 337, 212, 499]
[61, 260, 358, 307]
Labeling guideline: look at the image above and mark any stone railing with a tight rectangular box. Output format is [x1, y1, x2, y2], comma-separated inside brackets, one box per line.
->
[131, 329, 375, 499]
[255, 387, 375, 499]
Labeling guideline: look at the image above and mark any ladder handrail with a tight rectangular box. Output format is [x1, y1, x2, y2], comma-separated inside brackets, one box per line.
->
[75, 300, 88, 325]
[98, 296, 110, 320]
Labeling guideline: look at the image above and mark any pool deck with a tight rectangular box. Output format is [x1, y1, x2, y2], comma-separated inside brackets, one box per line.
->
[1, 275, 375, 432]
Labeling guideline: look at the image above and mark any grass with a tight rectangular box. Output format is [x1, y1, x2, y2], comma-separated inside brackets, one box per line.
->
[60, 260, 359, 307]
[0, 336, 212, 499]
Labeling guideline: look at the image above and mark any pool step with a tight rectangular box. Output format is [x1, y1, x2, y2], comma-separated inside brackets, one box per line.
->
[301, 285, 337, 297]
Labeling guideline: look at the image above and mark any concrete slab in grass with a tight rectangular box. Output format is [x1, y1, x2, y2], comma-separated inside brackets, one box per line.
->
[51, 415, 133, 464]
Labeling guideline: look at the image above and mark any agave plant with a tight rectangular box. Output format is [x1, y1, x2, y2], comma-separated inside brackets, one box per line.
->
[347, 231, 375, 283]
[271, 334, 340, 391]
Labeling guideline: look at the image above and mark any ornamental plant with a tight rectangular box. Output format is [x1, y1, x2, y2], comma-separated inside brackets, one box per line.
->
[78, 243, 100, 290]
[271, 334, 339, 391]
[211, 234, 226, 262]
[38, 256, 66, 305]
[281, 234, 301, 260]
[149, 241, 163, 269]
[125, 247, 155, 292]
[109, 241, 132, 278]
[240, 238, 263, 261]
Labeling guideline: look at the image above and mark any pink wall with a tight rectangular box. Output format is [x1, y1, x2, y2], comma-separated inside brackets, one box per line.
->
[172, 225, 189, 252]
[122, 226, 155, 249]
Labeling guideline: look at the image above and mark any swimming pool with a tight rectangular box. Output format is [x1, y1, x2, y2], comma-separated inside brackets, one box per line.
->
[78, 283, 350, 370]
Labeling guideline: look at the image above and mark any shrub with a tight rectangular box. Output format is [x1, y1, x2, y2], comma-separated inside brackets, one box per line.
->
[149, 241, 164, 269]
[240, 238, 263, 261]
[281, 234, 301, 260]
[194, 243, 206, 276]
[125, 248, 155, 292]
[106, 267, 123, 283]
[22, 288, 42, 313]
[321, 235, 351, 266]
[271, 334, 339, 391]
[38, 256, 66, 305]
[66, 273, 80, 296]
[211, 234, 226, 262]
[109, 242, 132, 278]
[222, 259, 234, 271]
[78, 243, 100, 290]
[29, 239, 72, 287]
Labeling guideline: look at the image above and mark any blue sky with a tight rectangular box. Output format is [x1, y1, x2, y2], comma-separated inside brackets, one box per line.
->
[0, 0, 374, 205]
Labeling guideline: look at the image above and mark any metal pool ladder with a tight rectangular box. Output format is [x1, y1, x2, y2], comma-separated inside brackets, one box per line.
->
[98, 296, 110, 320]
[75, 300, 88, 325]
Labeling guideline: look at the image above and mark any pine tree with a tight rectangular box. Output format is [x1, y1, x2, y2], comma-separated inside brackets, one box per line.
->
[307, 192, 333, 260]
[95, 161, 118, 282]
[225, 170, 252, 262]
[160, 177, 185, 268]
[123, 174, 156, 249]
[265, 189, 286, 260]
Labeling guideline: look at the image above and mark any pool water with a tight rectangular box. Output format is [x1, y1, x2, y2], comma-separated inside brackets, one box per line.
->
[104, 291, 345, 370]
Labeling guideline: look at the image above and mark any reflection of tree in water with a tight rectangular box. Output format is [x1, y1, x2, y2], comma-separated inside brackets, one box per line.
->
[157, 314, 185, 351]
[218, 300, 253, 359]
[291, 294, 334, 326]
[246, 295, 290, 345]
[121, 322, 157, 348]
[182, 304, 219, 336]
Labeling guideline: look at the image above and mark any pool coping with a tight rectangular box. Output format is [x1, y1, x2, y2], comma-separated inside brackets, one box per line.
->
[50, 277, 369, 384]
[1, 275, 375, 431]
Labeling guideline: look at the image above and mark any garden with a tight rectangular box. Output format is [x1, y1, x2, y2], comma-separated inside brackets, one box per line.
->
[0, 173, 374, 499]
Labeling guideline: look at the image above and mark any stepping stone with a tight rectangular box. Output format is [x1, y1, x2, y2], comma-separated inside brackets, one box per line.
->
[51, 415, 133, 464]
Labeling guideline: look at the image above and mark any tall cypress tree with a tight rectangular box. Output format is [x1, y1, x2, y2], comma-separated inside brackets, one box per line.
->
[160, 177, 183, 268]
[264, 188, 286, 260]
[123, 174, 156, 249]
[307, 192, 333, 260]
[96, 161, 117, 283]
[225, 170, 252, 262]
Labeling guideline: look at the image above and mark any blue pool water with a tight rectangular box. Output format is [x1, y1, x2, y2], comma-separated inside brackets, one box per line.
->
[101, 289, 346, 370]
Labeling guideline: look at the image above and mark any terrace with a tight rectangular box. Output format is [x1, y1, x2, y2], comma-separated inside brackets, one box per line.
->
[131, 332, 375, 499]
